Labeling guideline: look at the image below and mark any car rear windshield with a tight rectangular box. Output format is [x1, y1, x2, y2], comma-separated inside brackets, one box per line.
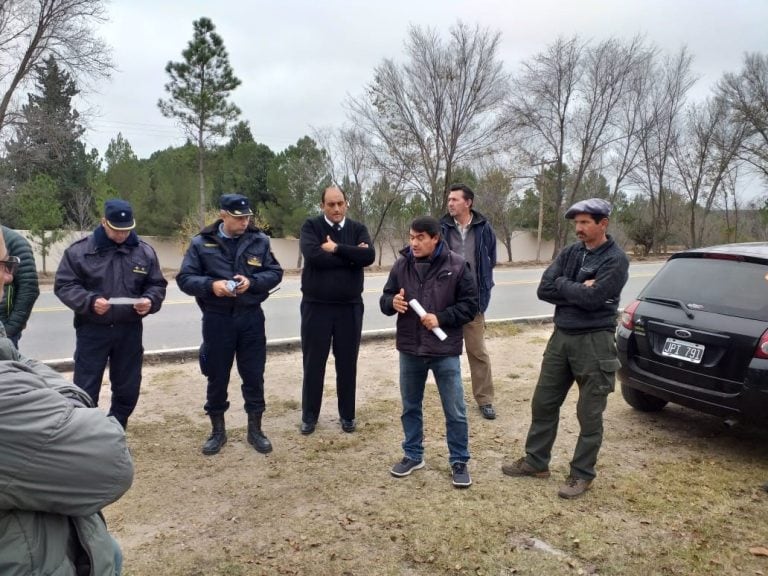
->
[641, 256, 768, 321]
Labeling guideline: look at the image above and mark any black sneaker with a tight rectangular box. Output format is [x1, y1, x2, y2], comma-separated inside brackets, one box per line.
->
[480, 404, 497, 420]
[451, 462, 472, 488]
[390, 457, 425, 477]
[340, 419, 356, 433]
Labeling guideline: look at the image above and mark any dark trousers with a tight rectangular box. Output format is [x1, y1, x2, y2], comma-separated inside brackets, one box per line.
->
[73, 322, 144, 426]
[300, 301, 363, 423]
[201, 308, 266, 416]
[524, 328, 620, 480]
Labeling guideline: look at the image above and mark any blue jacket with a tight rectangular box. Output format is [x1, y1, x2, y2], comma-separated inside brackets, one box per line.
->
[176, 220, 283, 313]
[440, 210, 496, 313]
[380, 241, 478, 357]
[54, 227, 167, 326]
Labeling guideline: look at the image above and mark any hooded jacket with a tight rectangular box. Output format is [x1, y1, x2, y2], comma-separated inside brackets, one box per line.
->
[0, 332, 134, 575]
[380, 241, 478, 357]
[440, 210, 496, 313]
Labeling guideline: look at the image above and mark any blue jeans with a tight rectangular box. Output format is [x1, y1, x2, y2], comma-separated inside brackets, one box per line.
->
[111, 534, 123, 575]
[398, 352, 470, 465]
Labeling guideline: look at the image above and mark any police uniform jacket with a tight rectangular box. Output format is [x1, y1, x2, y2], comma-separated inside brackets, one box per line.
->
[380, 241, 478, 357]
[176, 220, 283, 313]
[54, 227, 167, 327]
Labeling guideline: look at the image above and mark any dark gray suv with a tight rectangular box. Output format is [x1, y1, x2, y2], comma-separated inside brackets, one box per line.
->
[616, 242, 768, 426]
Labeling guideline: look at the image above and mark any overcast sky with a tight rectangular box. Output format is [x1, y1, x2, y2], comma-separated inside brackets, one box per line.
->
[83, 0, 768, 160]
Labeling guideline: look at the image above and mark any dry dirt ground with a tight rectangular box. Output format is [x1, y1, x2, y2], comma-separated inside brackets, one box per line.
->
[86, 323, 768, 576]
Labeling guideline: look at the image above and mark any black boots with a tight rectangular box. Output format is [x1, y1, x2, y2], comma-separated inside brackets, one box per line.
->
[202, 413, 227, 455]
[247, 412, 273, 454]
[202, 413, 272, 455]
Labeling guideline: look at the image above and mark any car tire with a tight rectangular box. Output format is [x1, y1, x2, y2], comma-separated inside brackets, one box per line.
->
[621, 382, 668, 412]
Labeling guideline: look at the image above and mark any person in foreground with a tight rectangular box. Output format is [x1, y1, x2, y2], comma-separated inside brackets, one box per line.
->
[0, 230, 133, 575]
[502, 198, 629, 499]
[380, 216, 478, 488]
[54, 199, 167, 429]
[177, 194, 283, 456]
[299, 186, 375, 434]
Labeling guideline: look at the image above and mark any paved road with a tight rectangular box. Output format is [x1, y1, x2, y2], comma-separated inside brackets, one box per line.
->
[22, 262, 664, 362]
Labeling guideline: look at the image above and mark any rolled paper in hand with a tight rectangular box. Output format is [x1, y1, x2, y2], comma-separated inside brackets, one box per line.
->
[408, 299, 448, 341]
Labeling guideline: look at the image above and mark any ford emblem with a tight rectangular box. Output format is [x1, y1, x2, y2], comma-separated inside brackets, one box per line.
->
[674, 329, 692, 339]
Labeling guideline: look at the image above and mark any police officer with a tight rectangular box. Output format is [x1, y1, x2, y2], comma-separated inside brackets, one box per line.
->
[177, 194, 283, 456]
[55, 199, 168, 429]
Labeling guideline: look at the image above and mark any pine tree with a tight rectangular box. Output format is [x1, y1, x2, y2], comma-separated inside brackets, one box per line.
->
[4, 56, 95, 226]
[158, 17, 241, 228]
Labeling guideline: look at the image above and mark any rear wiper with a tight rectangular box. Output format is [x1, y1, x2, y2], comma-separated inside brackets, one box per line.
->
[642, 296, 695, 319]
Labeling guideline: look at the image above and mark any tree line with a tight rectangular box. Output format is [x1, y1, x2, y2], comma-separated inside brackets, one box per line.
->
[0, 3, 766, 269]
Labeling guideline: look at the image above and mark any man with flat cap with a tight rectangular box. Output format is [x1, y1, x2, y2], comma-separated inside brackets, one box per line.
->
[55, 199, 168, 429]
[501, 198, 629, 499]
[177, 194, 283, 456]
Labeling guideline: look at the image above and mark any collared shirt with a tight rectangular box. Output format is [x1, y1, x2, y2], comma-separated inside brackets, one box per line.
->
[449, 215, 476, 272]
[453, 214, 473, 242]
[217, 223, 239, 239]
[324, 216, 346, 230]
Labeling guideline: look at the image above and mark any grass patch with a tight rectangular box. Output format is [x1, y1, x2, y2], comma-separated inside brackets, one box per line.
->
[111, 326, 768, 576]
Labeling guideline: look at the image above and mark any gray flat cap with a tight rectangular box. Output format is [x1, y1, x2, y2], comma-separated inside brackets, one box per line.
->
[564, 198, 612, 219]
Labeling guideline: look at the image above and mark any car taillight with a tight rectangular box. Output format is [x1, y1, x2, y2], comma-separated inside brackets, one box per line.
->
[755, 330, 768, 359]
[621, 300, 641, 330]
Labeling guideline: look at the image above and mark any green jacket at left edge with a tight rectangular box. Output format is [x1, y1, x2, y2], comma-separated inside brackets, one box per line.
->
[1, 226, 40, 338]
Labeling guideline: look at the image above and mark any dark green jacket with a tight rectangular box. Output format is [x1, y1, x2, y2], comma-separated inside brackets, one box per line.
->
[1, 226, 40, 338]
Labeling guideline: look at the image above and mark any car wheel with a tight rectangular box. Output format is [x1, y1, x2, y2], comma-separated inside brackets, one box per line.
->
[621, 382, 668, 412]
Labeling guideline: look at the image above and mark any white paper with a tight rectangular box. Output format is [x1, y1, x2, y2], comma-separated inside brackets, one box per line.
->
[108, 297, 143, 305]
[407, 299, 448, 341]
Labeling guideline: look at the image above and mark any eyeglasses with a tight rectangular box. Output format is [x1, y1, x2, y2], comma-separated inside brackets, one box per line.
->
[0, 256, 21, 275]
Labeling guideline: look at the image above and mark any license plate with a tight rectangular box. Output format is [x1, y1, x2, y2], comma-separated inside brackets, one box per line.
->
[662, 338, 704, 364]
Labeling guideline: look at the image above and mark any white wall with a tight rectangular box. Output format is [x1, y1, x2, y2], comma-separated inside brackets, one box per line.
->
[21, 230, 555, 273]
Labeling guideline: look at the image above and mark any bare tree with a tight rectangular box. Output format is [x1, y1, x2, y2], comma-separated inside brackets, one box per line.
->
[605, 50, 656, 204]
[0, 0, 112, 136]
[717, 52, 768, 182]
[508, 36, 581, 256]
[630, 47, 696, 253]
[475, 166, 518, 262]
[314, 125, 372, 222]
[671, 97, 747, 247]
[719, 166, 746, 243]
[348, 21, 510, 215]
[568, 37, 653, 213]
[510, 35, 654, 255]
